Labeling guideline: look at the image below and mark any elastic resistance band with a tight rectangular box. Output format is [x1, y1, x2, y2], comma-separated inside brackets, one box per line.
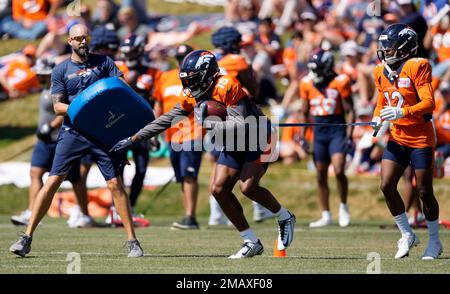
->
[275, 122, 376, 127]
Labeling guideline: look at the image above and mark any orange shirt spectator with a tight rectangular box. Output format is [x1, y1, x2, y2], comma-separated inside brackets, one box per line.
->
[153, 69, 203, 144]
[12, 0, 59, 22]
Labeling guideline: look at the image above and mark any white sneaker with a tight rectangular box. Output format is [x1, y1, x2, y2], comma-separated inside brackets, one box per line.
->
[395, 233, 420, 259]
[67, 205, 81, 228]
[228, 240, 264, 259]
[277, 212, 296, 250]
[338, 204, 351, 227]
[73, 213, 95, 228]
[253, 202, 276, 223]
[309, 212, 332, 228]
[422, 240, 443, 260]
[10, 210, 32, 226]
[208, 215, 231, 226]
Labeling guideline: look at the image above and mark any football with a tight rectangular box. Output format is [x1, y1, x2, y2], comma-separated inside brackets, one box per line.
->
[205, 100, 227, 120]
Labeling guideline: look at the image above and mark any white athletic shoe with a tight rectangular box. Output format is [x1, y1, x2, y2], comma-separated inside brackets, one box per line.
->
[67, 205, 81, 228]
[395, 233, 420, 259]
[277, 212, 296, 250]
[208, 215, 231, 226]
[73, 213, 95, 228]
[338, 204, 351, 227]
[422, 240, 443, 260]
[309, 212, 332, 228]
[10, 210, 32, 226]
[228, 240, 264, 259]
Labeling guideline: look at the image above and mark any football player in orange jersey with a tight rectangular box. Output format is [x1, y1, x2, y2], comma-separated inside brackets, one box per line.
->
[299, 49, 355, 228]
[211, 26, 274, 224]
[152, 44, 204, 229]
[116, 34, 161, 213]
[211, 26, 258, 97]
[111, 50, 296, 259]
[372, 24, 442, 259]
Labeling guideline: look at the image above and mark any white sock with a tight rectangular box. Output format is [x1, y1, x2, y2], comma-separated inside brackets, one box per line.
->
[394, 212, 413, 238]
[276, 207, 291, 221]
[239, 228, 258, 243]
[339, 203, 349, 212]
[322, 210, 332, 220]
[209, 195, 223, 218]
[426, 219, 439, 242]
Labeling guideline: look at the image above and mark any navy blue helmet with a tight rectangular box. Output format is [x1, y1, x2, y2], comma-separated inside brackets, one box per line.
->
[175, 44, 194, 65]
[119, 34, 146, 67]
[90, 26, 119, 52]
[307, 48, 335, 84]
[211, 26, 242, 54]
[179, 49, 220, 100]
[377, 23, 418, 65]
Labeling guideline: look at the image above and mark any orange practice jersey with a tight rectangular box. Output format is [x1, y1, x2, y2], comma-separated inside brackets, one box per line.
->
[373, 58, 436, 148]
[218, 54, 249, 78]
[13, 0, 55, 22]
[299, 74, 352, 117]
[281, 116, 313, 143]
[434, 95, 450, 144]
[153, 69, 202, 143]
[180, 74, 246, 112]
[431, 26, 450, 62]
[115, 61, 161, 95]
[0, 59, 40, 93]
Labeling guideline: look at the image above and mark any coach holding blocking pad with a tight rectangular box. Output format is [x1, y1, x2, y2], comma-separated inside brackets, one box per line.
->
[9, 24, 144, 258]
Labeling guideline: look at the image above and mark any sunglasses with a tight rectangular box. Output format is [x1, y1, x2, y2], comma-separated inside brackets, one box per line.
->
[71, 35, 91, 43]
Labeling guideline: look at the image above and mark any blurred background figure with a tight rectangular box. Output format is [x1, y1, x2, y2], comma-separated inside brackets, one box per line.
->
[1, 0, 61, 40]
[0, 44, 40, 100]
[10, 57, 94, 228]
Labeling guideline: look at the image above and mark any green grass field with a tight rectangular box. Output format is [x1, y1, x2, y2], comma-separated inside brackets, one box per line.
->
[1, 0, 450, 275]
[0, 216, 449, 274]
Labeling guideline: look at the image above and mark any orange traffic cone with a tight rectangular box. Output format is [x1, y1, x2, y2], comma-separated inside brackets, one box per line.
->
[273, 240, 286, 257]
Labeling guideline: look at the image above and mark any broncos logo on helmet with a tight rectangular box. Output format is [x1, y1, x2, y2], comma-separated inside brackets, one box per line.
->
[179, 49, 220, 100]
[307, 48, 335, 85]
[377, 23, 418, 65]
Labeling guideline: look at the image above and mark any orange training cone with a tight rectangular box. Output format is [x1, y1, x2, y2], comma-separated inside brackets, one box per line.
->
[273, 240, 286, 257]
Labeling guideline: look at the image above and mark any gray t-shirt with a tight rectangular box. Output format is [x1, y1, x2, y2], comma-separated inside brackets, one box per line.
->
[38, 88, 59, 142]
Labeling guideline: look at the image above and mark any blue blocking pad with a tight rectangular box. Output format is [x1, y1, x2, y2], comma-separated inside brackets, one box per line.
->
[68, 77, 155, 147]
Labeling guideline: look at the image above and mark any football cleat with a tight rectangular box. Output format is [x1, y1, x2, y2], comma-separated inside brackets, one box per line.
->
[228, 240, 264, 259]
[422, 240, 443, 260]
[395, 233, 419, 259]
[277, 212, 296, 250]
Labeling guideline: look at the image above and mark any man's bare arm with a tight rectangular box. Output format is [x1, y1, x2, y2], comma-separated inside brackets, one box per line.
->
[52, 93, 69, 116]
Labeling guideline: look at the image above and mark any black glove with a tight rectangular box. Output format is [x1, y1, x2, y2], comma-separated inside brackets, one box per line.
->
[149, 137, 160, 152]
[344, 138, 354, 154]
[194, 101, 208, 124]
[109, 137, 134, 153]
[36, 123, 53, 143]
[299, 138, 309, 153]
